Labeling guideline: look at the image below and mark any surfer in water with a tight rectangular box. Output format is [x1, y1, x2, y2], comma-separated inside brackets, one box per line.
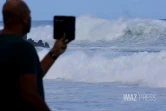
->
[0, 0, 69, 110]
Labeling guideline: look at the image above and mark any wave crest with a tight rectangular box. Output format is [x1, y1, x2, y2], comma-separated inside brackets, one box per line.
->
[38, 49, 166, 88]
[27, 16, 166, 45]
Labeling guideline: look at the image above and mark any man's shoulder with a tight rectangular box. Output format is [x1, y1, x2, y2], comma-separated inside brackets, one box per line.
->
[10, 37, 37, 56]
[20, 39, 35, 49]
[19, 40, 37, 53]
[0, 34, 36, 52]
[0, 34, 34, 49]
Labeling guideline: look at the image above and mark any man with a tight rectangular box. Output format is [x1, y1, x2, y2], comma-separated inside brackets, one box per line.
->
[0, 0, 69, 111]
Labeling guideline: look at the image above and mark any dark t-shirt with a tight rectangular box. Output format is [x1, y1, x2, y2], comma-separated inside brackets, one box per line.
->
[0, 34, 44, 110]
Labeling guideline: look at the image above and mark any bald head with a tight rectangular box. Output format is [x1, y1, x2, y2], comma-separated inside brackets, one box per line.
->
[2, 0, 31, 35]
[2, 0, 30, 27]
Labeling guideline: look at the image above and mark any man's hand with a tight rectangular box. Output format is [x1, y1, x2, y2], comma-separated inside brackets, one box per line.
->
[51, 34, 69, 57]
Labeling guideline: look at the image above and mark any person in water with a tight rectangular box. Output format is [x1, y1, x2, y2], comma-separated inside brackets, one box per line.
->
[0, 0, 69, 110]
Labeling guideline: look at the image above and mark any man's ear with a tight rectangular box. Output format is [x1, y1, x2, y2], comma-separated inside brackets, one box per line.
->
[21, 14, 29, 24]
[23, 18, 28, 24]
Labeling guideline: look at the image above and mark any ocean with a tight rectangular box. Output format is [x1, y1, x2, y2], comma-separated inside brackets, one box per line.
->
[2, 16, 166, 110]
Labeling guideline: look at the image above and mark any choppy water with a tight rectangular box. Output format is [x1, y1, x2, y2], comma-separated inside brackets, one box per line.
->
[1, 16, 166, 110]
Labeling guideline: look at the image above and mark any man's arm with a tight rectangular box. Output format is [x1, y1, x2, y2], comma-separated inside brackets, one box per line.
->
[41, 51, 59, 77]
[41, 36, 68, 77]
[20, 74, 50, 111]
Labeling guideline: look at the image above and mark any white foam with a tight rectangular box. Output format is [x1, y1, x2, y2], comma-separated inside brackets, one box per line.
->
[26, 16, 166, 45]
[1, 15, 166, 45]
[1, 16, 166, 88]
[38, 49, 166, 88]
